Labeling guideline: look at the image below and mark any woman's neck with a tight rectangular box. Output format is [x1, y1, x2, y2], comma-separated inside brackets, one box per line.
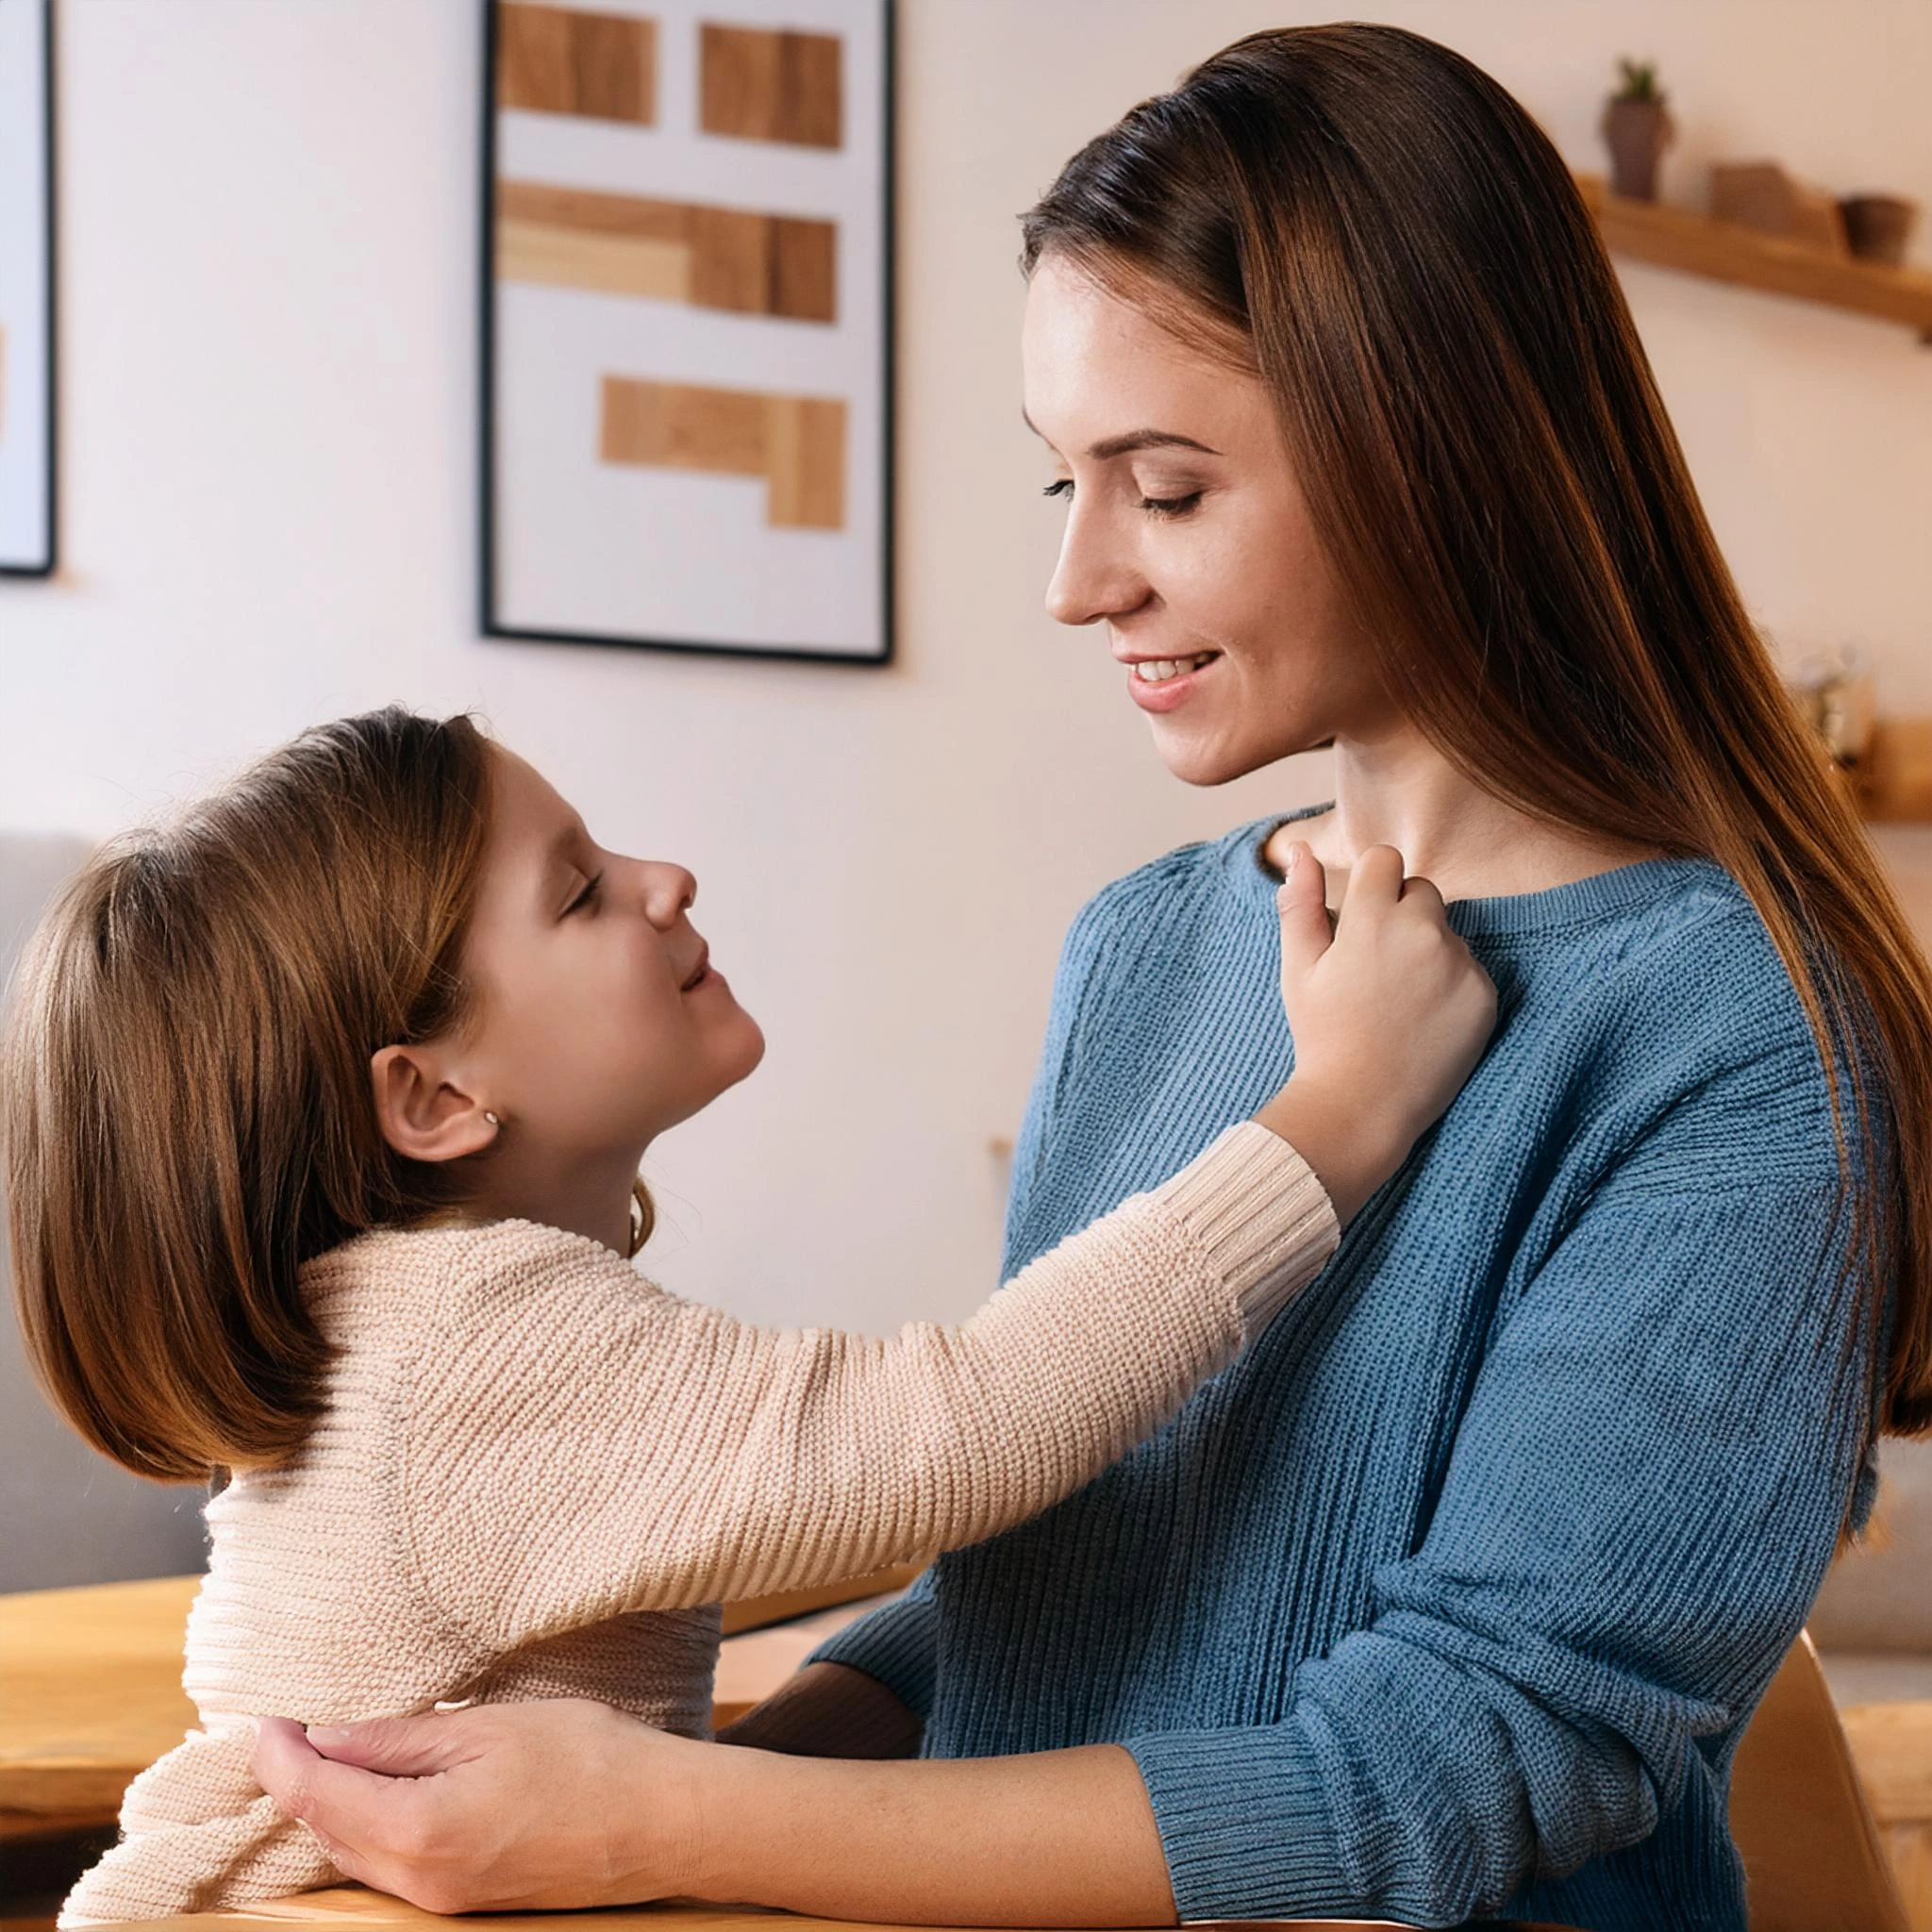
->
[1267, 719, 1664, 904]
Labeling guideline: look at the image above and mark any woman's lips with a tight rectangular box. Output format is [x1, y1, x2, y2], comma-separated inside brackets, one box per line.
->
[1124, 652, 1222, 714]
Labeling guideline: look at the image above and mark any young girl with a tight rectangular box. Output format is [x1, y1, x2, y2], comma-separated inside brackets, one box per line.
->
[1, 708, 1493, 1924]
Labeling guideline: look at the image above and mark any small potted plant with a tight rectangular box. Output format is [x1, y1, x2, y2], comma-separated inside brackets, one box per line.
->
[1602, 58, 1674, 203]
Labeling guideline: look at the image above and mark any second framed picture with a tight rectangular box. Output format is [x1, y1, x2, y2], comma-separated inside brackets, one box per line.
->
[482, 0, 892, 663]
[0, 0, 55, 578]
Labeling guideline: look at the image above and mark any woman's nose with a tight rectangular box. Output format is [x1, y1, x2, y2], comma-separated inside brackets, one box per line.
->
[1043, 505, 1147, 628]
[639, 861, 697, 930]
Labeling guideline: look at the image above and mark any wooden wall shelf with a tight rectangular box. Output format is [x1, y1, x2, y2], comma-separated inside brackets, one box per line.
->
[1858, 719, 1932, 824]
[1575, 173, 1932, 342]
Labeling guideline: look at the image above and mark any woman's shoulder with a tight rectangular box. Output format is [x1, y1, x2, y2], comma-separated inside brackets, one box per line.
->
[1508, 859, 1874, 1188]
[1064, 814, 1284, 952]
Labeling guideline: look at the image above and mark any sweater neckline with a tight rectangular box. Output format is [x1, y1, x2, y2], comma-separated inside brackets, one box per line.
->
[1232, 805, 1725, 939]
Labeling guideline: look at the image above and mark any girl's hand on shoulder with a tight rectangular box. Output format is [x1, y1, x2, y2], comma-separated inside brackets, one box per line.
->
[1254, 841, 1495, 1224]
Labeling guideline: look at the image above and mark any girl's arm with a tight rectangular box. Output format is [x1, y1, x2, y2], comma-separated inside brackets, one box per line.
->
[402, 846, 1490, 1655]
[407, 1118, 1335, 1653]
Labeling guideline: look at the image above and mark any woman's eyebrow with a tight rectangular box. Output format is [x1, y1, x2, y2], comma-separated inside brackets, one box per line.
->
[1021, 408, 1221, 461]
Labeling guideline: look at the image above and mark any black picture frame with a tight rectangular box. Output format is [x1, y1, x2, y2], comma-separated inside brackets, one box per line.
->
[0, 0, 56, 580]
[478, 0, 894, 666]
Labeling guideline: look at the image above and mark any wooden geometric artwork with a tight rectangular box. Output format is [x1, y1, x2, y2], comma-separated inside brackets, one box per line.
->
[600, 377, 846, 528]
[0, 0, 54, 577]
[483, 0, 891, 662]
[498, 180, 837, 321]
[699, 25, 841, 148]
[498, 4, 658, 125]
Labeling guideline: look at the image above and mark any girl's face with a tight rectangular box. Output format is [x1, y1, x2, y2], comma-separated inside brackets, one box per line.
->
[1021, 252, 1397, 784]
[456, 747, 765, 1163]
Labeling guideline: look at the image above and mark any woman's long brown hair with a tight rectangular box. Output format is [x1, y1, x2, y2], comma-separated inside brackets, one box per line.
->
[2, 709, 495, 1479]
[1023, 24, 1932, 1436]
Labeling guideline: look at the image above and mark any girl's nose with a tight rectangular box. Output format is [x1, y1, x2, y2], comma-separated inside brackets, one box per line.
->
[640, 861, 697, 929]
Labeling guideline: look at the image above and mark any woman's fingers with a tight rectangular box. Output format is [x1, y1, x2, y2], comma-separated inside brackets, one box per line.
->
[301, 1712, 473, 1775]
[250, 1717, 430, 1874]
[255, 1699, 701, 1915]
[1274, 841, 1332, 979]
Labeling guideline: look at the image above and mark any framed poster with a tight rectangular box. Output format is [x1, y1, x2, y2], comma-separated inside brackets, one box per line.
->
[481, 0, 893, 663]
[0, 0, 54, 578]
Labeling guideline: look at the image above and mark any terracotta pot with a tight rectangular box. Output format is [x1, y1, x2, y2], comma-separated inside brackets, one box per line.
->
[1601, 96, 1674, 202]
[1839, 194, 1919, 266]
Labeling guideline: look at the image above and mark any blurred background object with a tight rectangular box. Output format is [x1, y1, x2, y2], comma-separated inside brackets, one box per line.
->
[1843, 193, 1923, 266]
[1714, 159, 1851, 252]
[1789, 645, 1879, 770]
[1601, 56, 1672, 201]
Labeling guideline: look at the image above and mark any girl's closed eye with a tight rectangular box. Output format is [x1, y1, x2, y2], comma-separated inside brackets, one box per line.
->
[564, 873, 602, 917]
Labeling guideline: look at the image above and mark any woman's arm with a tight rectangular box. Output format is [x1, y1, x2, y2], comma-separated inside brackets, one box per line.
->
[714, 1661, 923, 1758]
[258, 1141, 1878, 1927]
[255, 1704, 1177, 1925]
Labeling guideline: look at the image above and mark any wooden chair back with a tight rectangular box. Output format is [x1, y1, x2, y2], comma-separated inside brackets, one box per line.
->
[1730, 1629, 1910, 1932]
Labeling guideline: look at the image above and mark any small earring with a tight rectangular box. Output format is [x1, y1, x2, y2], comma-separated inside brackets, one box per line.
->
[484, 1110, 501, 1128]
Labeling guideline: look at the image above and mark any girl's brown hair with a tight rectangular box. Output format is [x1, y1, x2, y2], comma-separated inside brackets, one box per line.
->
[1022, 24, 1932, 1435]
[3, 708, 498, 1480]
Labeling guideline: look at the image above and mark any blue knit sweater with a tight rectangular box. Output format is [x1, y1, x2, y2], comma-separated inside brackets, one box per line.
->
[814, 810, 1888, 1932]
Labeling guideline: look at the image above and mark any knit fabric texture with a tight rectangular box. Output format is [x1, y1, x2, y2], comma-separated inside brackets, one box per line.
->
[58, 1121, 1335, 1926]
[812, 810, 1888, 1932]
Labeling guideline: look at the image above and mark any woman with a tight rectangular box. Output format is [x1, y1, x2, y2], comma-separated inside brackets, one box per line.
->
[253, 25, 1932, 1931]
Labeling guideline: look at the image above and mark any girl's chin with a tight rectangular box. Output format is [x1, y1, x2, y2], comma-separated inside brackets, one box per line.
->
[716, 1011, 767, 1085]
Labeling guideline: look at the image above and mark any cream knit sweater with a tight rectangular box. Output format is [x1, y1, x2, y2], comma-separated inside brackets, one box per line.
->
[60, 1122, 1334, 1926]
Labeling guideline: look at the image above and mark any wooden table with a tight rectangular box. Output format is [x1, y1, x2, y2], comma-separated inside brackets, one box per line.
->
[54, 1886, 1524, 1932]
[0, 1570, 916, 1847]
[6, 1579, 1920, 1932]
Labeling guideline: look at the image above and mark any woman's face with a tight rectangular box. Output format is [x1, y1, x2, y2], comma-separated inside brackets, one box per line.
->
[456, 747, 765, 1161]
[1021, 252, 1396, 785]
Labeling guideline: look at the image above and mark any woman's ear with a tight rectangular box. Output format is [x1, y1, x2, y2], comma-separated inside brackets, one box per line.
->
[369, 1044, 497, 1165]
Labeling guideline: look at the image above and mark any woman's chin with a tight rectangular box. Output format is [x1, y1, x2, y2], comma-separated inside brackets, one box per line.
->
[1150, 706, 1324, 788]
[1152, 723, 1276, 788]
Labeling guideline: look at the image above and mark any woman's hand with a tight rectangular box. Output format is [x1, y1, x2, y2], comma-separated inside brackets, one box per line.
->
[256, 1703, 1178, 1927]
[251, 1702, 702, 1913]
[1255, 841, 1496, 1223]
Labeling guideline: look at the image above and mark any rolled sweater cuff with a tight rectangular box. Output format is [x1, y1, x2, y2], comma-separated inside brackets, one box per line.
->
[1126, 1723, 1350, 1922]
[1150, 1122, 1340, 1341]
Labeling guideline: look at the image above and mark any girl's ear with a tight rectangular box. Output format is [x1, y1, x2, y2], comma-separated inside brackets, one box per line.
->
[369, 1044, 497, 1165]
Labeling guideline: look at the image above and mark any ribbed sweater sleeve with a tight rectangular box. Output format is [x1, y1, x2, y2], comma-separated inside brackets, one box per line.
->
[1126, 1167, 1874, 1925]
[403, 1123, 1336, 1656]
[809, 880, 1124, 1713]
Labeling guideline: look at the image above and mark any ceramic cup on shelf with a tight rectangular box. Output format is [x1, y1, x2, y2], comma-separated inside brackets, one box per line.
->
[1839, 194, 1919, 267]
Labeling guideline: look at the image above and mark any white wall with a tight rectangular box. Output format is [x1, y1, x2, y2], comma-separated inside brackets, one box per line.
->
[2, 0, 1929, 1334]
